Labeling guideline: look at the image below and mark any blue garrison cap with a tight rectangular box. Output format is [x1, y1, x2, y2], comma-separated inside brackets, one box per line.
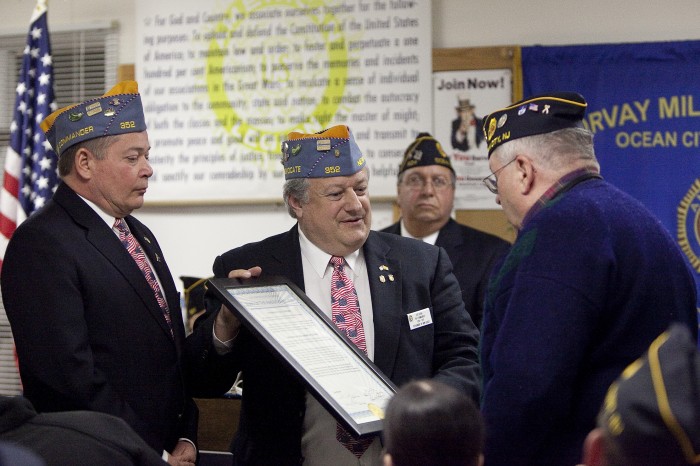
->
[482, 92, 587, 157]
[40, 81, 147, 156]
[281, 125, 366, 179]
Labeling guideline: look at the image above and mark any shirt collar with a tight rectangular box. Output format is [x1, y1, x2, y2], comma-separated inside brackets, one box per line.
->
[76, 193, 119, 229]
[298, 227, 361, 278]
[522, 167, 602, 228]
[399, 219, 439, 245]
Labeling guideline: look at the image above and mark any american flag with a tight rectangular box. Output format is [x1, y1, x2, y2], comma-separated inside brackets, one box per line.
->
[0, 0, 58, 272]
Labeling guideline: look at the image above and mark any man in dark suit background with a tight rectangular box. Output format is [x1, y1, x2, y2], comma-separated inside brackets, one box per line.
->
[192, 125, 480, 465]
[1, 81, 197, 465]
[380, 133, 510, 329]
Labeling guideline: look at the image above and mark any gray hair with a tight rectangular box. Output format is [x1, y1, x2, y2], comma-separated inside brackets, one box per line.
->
[282, 178, 310, 218]
[492, 127, 599, 173]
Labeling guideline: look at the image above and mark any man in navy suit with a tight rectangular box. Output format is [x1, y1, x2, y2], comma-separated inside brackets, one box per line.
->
[2, 82, 198, 465]
[196, 125, 480, 465]
[380, 133, 510, 329]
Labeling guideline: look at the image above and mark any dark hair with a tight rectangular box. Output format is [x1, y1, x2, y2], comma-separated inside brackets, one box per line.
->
[383, 380, 483, 466]
[58, 135, 120, 177]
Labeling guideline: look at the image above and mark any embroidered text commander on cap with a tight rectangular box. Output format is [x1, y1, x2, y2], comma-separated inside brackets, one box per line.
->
[398, 132, 454, 175]
[40, 81, 147, 156]
[481, 92, 587, 157]
[281, 125, 365, 179]
[598, 323, 700, 466]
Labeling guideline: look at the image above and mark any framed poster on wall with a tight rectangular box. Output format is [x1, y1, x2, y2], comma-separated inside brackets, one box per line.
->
[432, 46, 522, 241]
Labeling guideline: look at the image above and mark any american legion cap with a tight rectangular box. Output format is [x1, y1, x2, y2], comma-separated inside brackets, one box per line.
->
[598, 323, 700, 466]
[481, 92, 587, 157]
[281, 125, 365, 179]
[40, 80, 147, 156]
[398, 132, 454, 175]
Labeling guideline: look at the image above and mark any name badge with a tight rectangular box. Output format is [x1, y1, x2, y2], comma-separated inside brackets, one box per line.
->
[407, 308, 433, 330]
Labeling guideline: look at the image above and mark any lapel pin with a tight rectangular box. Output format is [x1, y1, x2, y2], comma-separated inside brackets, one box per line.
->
[388, 274, 394, 282]
[143, 237, 151, 244]
[379, 275, 386, 283]
[379, 265, 389, 271]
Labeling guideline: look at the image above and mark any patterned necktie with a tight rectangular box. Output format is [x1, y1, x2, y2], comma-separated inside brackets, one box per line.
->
[114, 218, 173, 335]
[330, 256, 373, 457]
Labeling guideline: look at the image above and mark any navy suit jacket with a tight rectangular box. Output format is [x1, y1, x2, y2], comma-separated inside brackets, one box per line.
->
[2, 182, 197, 453]
[198, 225, 480, 465]
[381, 219, 510, 329]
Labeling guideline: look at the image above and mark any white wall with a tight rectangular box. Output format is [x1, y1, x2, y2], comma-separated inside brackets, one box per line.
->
[5, 0, 700, 285]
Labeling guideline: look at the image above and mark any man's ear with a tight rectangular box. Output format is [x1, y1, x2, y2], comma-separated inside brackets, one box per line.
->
[580, 428, 608, 466]
[515, 155, 536, 195]
[73, 147, 93, 180]
[288, 195, 303, 219]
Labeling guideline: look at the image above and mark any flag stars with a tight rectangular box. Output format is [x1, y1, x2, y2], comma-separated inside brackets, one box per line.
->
[33, 196, 46, 210]
[38, 157, 52, 171]
[38, 72, 50, 86]
[36, 176, 49, 190]
[9, 9, 59, 219]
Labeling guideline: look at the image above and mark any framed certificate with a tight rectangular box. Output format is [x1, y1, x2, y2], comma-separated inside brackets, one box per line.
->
[207, 276, 397, 437]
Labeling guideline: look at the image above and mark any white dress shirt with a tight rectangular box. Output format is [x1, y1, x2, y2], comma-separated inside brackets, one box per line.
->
[298, 228, 382, 466]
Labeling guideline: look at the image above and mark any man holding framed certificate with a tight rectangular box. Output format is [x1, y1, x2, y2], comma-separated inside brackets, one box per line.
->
[187, 125, 481, 466]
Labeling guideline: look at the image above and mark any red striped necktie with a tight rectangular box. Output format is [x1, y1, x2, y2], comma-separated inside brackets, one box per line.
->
[330, 255, 372, 457]
[114, 218, 172, 335]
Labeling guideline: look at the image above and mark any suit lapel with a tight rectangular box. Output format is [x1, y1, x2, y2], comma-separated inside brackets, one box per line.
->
[272, 225, 306, 291]
[53, 184, 176, 343]
[435, 219, 463, 258]
[126, 218, 181, 344]
[363, 232, 402, 377]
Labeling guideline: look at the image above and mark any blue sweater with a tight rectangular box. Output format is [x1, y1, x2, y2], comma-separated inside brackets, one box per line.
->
[481, 176, 698, 466]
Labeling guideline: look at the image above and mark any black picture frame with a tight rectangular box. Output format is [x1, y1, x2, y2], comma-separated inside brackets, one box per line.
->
[207, 275, 397, 437]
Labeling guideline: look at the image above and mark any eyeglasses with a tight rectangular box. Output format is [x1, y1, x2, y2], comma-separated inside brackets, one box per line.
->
[482, 157, 517, 194]
[403, 174, 453, 191]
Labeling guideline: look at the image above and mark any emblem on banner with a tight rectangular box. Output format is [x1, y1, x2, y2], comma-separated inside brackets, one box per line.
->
[677, 179, 700, 273]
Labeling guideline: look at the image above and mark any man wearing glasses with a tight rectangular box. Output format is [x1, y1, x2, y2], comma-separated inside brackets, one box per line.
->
[478, 92, 698, 466]
[381, 133, 510, 330]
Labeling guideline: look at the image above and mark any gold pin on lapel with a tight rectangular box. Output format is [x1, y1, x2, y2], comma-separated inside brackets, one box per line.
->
[388, 274, 394, 282]
[155, 253, 161, 262]
[380, 275, 386, 283]
[143, 237, 151, 244]
[379, 265, 389, 271]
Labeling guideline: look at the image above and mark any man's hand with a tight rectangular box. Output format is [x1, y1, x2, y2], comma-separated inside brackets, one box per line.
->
[214, 267, 262, 341]
[167, 440, 196, 466]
